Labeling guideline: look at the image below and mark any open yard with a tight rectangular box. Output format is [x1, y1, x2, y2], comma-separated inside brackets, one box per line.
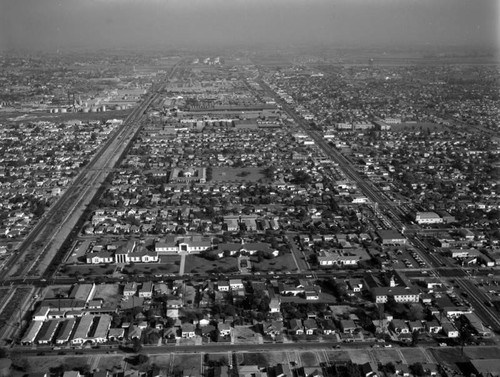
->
[185, 255, 238, 274]
[211, 167, 265, 183]
[400, 348, 431, 364]
[299, 351, 319, 367]
[325, 350, 351, 363]
[170, 353, 202, 374]
[372, 349, 402, 365]
[11, 355, 91, 375]
[148, 354, 172, 368]
[233, 325, 261, 344]
[347, 350, 372, 365]
[93, 284, 122, 308]
[251, 253, 298, 273]
[240, 353, 269, 367]
[96, 355, 124, 371]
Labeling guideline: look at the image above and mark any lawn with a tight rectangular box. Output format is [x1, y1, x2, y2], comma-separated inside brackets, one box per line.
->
[96, 355, 124, 371]
[347, 350, 372, 365]
[241, 353, 269, 366]
[400, 348, 430, 364]
[211, 167, 265, 183]
[251, 254, 298, 273]
[148, 354, 172, 368]
[464, 346, 500, 359]
[430, 347, 466, 372]
[170, 354, 202, 374]
[13, 355, 91, 374]
[185, 255, 238, 274]
[233, 325, 261, 344]
[261, 352, 289, 366]
[325, 350, 351, 363]
[372, 349, 402, 365]
[299, 351, 319, 367]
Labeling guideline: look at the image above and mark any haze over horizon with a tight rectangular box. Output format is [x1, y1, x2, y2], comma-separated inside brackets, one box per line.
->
[1, 0, 498, 52]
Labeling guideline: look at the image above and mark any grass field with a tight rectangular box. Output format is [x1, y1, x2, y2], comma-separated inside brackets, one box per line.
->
[347, 350, 372, 365]
[211, 167, 265, 183]
[241, 353, 269, 366]
[325, 350, 351, 362]
[148, 354, 172, 368]
[252, 253, 298, 272]
[96, 355, 124, 371]
[261, 351, 289, 366]
[372, 349, 402, 364]
[185, 255, 238, 274]
[13, 355, 90, 374]
[430, 347, 465, 372]
[400, 348, 430, 364]
[171, 354, 202, 375]
[233, 326, 261, 344]
[299, 351, 319, 367]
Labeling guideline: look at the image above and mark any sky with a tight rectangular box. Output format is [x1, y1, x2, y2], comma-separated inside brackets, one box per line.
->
[0, 0, 498, 51]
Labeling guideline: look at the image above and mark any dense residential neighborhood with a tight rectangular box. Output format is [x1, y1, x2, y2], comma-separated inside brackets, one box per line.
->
[0, 46, 498, 377]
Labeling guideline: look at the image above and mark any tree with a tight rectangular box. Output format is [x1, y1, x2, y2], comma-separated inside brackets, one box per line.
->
[411, 330, 420, 347]
[410, 362, 424, 377]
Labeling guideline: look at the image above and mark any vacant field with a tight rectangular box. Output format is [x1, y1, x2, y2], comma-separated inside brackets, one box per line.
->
[464, 346, 500, 359]
[206, 353, 230, 365]
[347, 349, 372, 365]
[171, 353, 202, 375]
[430, 348, 466, 372]
[93, 284, 121, 308]
[241, 353, 269, 366]
[252, 253, 298, 272]
[261, 351, 289, 366]
[185, 255, 238, 274]
[325, 350, 351, 362]
[14, 355, 90, 374]
[372, 349, 402, 364]
[400, 348, 430, 364]
[148, 354, 172, 368]
[211, 167, 265, 183]
[233, 325, 261, 344]
[97, 355, 124, 371]
[299, 351, 319, 367]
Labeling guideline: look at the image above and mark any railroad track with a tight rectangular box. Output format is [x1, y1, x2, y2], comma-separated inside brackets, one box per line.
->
[1, 62, 183, 281]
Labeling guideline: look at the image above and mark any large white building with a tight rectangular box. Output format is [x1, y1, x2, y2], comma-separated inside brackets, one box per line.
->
[155, 236, 212, 254]
[415, 211, 443, 225]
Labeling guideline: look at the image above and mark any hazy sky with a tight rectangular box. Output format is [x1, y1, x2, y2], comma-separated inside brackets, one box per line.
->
[0, 0, 498, 51]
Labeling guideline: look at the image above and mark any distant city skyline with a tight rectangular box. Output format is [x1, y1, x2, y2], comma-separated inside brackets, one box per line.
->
[1, 0, 498, 51]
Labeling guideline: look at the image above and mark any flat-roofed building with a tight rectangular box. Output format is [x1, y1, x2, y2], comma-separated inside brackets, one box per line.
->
[415, 212, 442, 225]
[317, 248, 370, 266]
[377, 229, 407, 245]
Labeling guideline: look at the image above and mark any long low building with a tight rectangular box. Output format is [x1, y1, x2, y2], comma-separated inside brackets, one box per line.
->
[71, 315, 95, 345]
[317, 248, 371, 266]
[87, 315, 111, 343]
[56, 319, 76, 345]
[21, 320, 44, 345]
[37, 320, 61, 345]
